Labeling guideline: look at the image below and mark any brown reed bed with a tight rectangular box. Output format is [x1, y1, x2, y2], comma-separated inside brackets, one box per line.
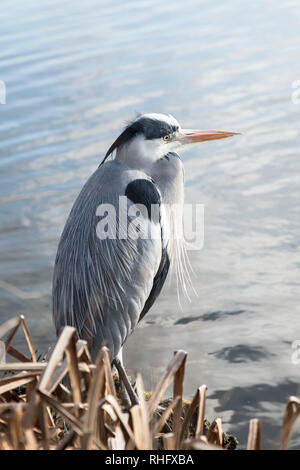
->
[0, 315, 299, 450]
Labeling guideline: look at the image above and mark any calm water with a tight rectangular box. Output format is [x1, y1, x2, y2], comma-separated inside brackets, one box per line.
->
[1, 0, 300, 448]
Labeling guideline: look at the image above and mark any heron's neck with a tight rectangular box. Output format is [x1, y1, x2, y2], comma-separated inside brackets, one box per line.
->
[151, 155, 184, 205]
[115, 135, 184, 206]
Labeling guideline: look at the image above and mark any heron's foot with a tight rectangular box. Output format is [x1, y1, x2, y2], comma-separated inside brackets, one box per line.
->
[113, 357, 139, 408]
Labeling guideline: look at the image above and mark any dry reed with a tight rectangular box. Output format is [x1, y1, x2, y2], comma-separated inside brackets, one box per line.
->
[0, 316, 299, 450]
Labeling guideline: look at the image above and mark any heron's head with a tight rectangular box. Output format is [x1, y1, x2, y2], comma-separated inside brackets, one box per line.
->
[103, 113, 238, 170]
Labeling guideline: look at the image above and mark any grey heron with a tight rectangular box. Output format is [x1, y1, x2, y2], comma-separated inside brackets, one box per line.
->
[52, 113, 237, 405]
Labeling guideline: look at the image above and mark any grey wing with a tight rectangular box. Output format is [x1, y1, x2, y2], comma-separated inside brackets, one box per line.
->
[52, 161, 167, 361]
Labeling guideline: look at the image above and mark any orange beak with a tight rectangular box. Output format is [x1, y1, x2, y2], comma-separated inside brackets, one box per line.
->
[179, 129, 240, 144]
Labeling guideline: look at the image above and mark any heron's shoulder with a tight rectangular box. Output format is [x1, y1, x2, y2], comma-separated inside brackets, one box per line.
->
[125, 178, 161, 219]
[92, 160, 151, 195]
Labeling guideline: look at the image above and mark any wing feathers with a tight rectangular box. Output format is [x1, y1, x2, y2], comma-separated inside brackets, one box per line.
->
[52, 162, 168, 360]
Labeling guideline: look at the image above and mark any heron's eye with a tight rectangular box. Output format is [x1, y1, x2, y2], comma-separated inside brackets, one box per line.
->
[163, 135, 170, 141]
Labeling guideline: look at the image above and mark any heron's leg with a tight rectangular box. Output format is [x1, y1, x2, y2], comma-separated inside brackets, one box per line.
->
[131, 379, 137, 392]
[115, 365, 132, 409]
[113, 354, 139, 407]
